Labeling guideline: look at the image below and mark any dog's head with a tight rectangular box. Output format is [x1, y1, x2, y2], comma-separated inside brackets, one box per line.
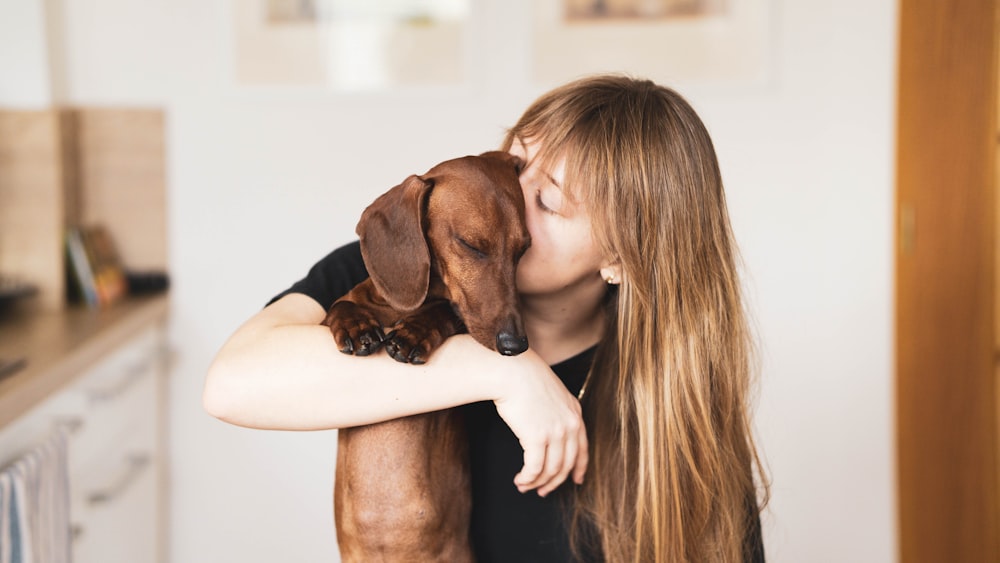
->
[356, 151, 530, 356]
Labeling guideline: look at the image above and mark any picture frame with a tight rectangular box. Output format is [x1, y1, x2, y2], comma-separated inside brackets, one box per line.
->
[532, 0, 772, 89]
[232, 0, 472, 92]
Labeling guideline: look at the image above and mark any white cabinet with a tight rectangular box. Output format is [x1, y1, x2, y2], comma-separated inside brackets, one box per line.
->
[0, 323, 167, 563]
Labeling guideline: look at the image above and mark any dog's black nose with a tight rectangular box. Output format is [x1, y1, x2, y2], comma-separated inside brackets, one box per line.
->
[497, 332, 529, 356]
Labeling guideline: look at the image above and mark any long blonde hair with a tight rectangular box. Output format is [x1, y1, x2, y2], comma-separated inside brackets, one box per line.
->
[503, 75, 768, 562]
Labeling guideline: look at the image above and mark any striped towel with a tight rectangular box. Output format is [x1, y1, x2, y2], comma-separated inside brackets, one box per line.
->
[0, 428, 72, 563]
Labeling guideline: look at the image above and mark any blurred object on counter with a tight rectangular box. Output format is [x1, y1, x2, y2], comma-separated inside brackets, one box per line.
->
[84, 225, 128, 305]
[0, 356, 26, 380]
[66, 227, 100, 307]
[125, 270, 170, 295]
[66, 225, 167, 308]
[0, 275, 38, 313]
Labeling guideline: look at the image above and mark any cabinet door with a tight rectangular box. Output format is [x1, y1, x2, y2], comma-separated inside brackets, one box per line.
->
[69, 326, 164, 563]
[71, 416, 159, 563]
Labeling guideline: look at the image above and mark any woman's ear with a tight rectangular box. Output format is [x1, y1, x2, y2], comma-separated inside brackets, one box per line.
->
[599, 264, 622, 285]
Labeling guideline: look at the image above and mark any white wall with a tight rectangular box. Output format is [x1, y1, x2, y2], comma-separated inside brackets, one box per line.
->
[0, 0, 54, 107]
[36, 0, 898, 561]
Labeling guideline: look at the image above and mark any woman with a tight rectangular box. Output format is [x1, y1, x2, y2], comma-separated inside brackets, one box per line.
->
[205, 74, 768, 562]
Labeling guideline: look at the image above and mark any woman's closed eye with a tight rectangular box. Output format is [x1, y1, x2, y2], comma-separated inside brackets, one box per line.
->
[536, 186, 564, 215]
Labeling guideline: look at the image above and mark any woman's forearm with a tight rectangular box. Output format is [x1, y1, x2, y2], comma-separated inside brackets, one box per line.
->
[204, 294, 512, 430]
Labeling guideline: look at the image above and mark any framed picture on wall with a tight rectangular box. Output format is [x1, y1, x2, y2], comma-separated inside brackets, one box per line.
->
[232, 0, 472, 91]
[532, 0, 772, 88]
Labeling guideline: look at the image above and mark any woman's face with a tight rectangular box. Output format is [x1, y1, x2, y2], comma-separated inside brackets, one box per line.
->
[509, 137, 609, 298]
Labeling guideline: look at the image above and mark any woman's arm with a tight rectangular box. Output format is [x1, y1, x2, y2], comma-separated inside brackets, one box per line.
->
[205, 293, 506, 430]
[204, 293, 587, 494]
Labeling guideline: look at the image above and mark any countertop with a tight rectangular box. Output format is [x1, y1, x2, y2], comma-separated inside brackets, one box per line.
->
[0, 294, 169, 428]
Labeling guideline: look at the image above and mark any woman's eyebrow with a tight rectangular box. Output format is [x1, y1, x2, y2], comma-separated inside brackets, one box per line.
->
[543, 171, 561, 188]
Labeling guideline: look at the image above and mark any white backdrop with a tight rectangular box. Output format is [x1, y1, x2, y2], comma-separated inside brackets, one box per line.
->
[0, 1, 898, 561]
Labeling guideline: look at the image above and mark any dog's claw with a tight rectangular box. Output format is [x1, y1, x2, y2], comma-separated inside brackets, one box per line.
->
[408, 347, 425, 364]
[324, 301, 386, 357]
[385, 339, 406, 363]
[382, 329, 429, 364]
[336, 331, 385, 356]
[385, 336, 419, 364]
[355, 330, 384, 356]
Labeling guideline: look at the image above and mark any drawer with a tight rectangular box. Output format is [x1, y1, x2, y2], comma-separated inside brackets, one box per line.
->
[72, 463, 158, 563]
[67, 353, 159, 476]
[71, 420, 160, 563]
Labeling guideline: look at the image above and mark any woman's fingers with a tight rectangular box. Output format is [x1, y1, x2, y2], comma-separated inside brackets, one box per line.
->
[514, 439, 547, 489]
[537, 429, 576, 497]
[519, 435, 566, 496]
[540, 419, 589, 496]
[514, 418, 589, 496]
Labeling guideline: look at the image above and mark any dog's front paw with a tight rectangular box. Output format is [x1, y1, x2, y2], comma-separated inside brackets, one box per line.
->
[322, 301, 386, 356]
[383, 322, 445, 365]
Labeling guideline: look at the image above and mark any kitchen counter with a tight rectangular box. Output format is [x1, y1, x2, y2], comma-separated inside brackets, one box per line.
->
[0, 294, 169, 428]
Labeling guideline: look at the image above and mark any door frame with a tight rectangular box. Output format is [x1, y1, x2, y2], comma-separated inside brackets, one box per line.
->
[895, 1, 999, 561]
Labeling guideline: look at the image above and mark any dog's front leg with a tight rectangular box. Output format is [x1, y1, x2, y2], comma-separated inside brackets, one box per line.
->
[384, 300, 464, 364]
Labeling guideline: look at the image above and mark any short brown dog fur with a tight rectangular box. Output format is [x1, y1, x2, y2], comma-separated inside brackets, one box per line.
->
[323, 151, 531, 562]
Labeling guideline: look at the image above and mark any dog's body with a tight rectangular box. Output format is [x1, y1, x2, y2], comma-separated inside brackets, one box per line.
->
[334, 412, 472, 562]
[322, 151, 530, 562]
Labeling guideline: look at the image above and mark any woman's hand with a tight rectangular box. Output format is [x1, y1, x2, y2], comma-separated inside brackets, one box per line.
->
[491, 349, 589, 497]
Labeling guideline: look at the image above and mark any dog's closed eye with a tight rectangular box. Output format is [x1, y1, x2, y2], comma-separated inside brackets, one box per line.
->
[456, 237, 487, 259]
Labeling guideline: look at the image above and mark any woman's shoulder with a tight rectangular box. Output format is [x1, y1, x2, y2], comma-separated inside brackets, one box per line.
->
[268, 240, 368, 309]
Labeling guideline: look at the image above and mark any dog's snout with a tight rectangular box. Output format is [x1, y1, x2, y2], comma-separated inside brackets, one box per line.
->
[497, 331, 529, 356]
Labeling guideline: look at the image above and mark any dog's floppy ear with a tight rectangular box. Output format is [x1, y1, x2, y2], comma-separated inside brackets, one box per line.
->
[356, 175, 432, 312]
[480, 150, 525, 174]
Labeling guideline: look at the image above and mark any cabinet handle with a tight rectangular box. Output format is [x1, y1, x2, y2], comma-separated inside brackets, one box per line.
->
[87, 342, 172, 405]
[53, 416, 84, 435]
[87, 453, 151, 506]
[87, 358, 152, 404]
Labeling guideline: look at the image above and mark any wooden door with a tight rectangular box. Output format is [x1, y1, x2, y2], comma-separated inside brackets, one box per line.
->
[895, 1, 1000, 561]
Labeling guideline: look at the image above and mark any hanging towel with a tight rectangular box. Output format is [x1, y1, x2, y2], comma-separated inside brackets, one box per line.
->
[0, 470, 14, 563]
[0, 428, 72, 563]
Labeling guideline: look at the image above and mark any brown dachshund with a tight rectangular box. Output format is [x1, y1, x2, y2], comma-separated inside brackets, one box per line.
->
[322, 151, 531, 562]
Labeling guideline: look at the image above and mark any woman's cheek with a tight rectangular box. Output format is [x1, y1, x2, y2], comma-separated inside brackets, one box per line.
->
[515, 245, 548, 287]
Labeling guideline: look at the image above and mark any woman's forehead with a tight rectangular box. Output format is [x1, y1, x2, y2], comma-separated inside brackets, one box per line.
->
[515, 136, 563, 176]
[515, 136, 587, 204]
